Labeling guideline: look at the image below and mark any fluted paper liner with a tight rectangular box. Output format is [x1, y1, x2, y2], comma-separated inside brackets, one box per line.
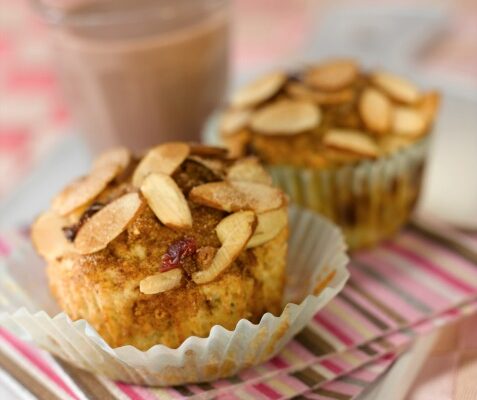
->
[269, 138, 429, 250]
[0, 206, 349, 386]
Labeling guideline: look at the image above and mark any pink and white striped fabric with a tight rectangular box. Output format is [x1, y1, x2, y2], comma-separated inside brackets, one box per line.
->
[1, 217, 477, 399]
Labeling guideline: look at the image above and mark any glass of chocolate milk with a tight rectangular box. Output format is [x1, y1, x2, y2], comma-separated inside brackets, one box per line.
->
[35, 0, 230, 153]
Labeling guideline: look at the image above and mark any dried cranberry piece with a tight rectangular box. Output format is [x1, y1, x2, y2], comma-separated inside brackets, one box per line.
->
[161, 237, 197, 272]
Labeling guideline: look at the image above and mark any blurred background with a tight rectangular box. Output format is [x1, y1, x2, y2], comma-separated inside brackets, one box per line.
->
[0, 0, 476, 203]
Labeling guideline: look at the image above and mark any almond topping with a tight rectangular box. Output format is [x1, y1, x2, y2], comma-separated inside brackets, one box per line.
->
[141, 173, 192, 229]
[250, 100, 321, 135]
[372, 71, 420, 104]
[323, 129, 379, 158]
[192, 211, 256, 284]
[188, 155, 225, 178]
[222, 130, 251, 159]
[220, 109, 252, 136]
[52, 164, 119, 216]
[246, 207, 288, 248]
[74, 192, 142, 254]
[132, 142, 189, 187]
[392, 107, 427, 137]
[359, 88, 392, 135]
[286, 82, 354, 105]
[189, 144, 228, 158]
[227, 157, 272, 185]
[31, 211, 75, 260]
[305, 59, 358, 91]
[231, 71, 287, 109]
[93, 146, 131, 173]
[418, 91, 440, 127]
[189, 181, 285, 213]
[140, 269, 183, 294]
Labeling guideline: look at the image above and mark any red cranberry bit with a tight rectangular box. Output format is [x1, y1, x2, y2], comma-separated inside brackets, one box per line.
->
[161, 237, 197, 272]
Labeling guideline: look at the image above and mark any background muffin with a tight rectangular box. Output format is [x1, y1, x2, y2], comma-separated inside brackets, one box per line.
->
[220, 59, 440, 249]
[32, 143, 288, 350]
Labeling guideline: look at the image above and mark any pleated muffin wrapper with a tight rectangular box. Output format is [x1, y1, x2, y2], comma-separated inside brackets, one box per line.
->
[269, 137, 429, 250]
[0, 206, 349, 386]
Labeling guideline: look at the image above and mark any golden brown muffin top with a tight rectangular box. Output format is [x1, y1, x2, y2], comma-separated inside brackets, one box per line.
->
[220, 59, 440, 168]
[32, 142, 288, 294]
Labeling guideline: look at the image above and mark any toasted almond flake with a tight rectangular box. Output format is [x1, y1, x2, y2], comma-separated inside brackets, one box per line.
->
[74, 192, 142, 254]
[141, 173, 192, 229]
[359, 88, 392, 135]
[189, 144, 228, 158]
[140, 269, 183, 294]
[418, 91, 440, 126]
[220, 109, 252, 136]
[227, 157, 272, 185]
[246, 207, 288, 248]
[132, 142, 189, 187]
[193, 211, 255, 284]
[93, 147, 131, 173]
[286, 82, 353, 105]
[372, 71, 420, 104]
[31, 211, 75, 259]
[323, 129, 379, 158]
[52, 164, 119, 216]
[189, 181, 285, 213]
[188, 155, 225, 178]
[231, 72, 287, 109]
[250, 100, 321, 135]
[305, 59, 358, 91]
[222, 131, 251, 159]
[392, 107, 427, 137]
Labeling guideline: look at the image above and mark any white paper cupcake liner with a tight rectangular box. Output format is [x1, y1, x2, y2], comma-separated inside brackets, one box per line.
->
[269, 137, 429, 250]
[0, 206, 349, 386]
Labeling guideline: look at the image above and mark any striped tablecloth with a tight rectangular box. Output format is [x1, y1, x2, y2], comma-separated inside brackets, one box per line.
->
[1, 217, 477, 399]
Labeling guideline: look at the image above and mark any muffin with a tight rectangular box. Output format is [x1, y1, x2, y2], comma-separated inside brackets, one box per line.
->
[31, 142, 288, 351]
[220, 59, 440, 249]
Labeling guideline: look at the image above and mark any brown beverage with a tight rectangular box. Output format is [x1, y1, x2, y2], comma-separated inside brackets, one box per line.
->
[38, 0, 229, 153]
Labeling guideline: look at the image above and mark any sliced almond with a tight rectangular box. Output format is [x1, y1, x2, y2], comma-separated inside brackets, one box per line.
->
[305, 59, 358, 91]
[189, 144, 228, 158]
[31, 211, 75, 260]
[192, 211, 255, 284]
[93, 147, 131, 173]
[323, 129, 379, 158]
[250, 100, 321, 135]
[132, 142, 189, 187]
[372, 71, 420, 104]
[392, 107, 427, 137]
[286, 82, 353, 105]
[189, 181, 285, 213]
[231, 71, 287, 109]
[220, 109, 252, 136]
[74, 192, 142, 254]
[222, 130, 251, 159]
[140, 269, 183, 294]
[188, 155, 225, 178]
[52, 164, 119, 216]
[359, 88, 392, 135]
[227, 157, 272, 185]
[418, 91, 440, 127]
[246, 207, 288, 248]
[141, 173, 192, 229]
[217, 207, 287, 248]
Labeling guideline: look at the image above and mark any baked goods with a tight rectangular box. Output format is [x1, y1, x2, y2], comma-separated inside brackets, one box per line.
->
[32, 143, 288, 350]
[220, 59, 440, 249]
